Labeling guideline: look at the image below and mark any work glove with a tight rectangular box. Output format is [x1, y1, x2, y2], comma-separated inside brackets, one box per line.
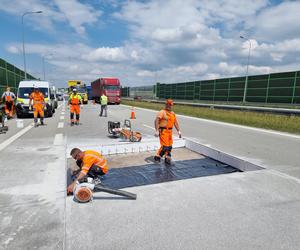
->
[178, 131, 182, 138]
[29, 105, 32, 111]
[154, 130, 159, 137]
[44, 105, 47, 110]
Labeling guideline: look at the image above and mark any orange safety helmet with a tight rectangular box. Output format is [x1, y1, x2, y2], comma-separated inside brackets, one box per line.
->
[165, 99, 174, 106]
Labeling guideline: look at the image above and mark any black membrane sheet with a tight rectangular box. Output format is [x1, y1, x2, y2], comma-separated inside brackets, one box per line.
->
[101, 158, 240, 190]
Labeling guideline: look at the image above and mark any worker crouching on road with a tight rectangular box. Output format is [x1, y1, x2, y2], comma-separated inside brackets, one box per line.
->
[29, 86, 45, 127]
[1, 87, 16, 119]
[154, 99, 182, 165]
[68, 88, 82, 126]
[67, 148, 109, 195]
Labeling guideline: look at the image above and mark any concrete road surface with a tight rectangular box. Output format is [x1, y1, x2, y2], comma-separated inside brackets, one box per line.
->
[0, 102, 299, 249]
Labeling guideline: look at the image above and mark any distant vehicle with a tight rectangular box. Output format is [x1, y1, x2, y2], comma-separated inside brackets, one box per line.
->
[56, 91, 64, 101]
[86, 85, 93, 100]
[51, 86, 58, 109]
[91, 78, 121, 104]
[67, 80, 88, 104]
[16, 80, 56, 118]
[134, 96, 142, 101]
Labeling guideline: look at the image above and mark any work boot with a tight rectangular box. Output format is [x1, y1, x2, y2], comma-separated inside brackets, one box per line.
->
[75, 121, 79, 125]
[34, 123, 38, 128]
[165, 157, 171, 165]
[40, 120, 44, 126]
[154, 156, 161, 162]
[71, 122, 74, 126]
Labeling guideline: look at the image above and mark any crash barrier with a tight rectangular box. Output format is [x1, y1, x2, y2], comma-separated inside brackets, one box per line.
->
[0, 58, 36, 98]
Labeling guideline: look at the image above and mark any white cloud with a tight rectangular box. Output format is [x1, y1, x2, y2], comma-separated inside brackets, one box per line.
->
[2, 0, 300, 87]
[85, 47, 126, 62]
[248, 1, 300, 41]
[6, 45, 20, 54]
[53, 0, 101, 35]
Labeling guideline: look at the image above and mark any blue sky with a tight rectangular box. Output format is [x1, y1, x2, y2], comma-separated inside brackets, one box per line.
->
[0, 0, 300, 87]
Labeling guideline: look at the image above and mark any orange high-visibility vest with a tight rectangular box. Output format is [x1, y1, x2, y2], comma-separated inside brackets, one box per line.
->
[81, 150, 108, 174]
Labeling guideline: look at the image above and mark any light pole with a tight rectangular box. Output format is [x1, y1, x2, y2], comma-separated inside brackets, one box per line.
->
[22, 11, 43, 80]
[42, 53, 53, 80]
[240, 35, 252, 103]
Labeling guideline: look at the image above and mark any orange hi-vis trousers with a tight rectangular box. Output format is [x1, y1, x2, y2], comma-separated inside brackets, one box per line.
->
[70, 104, 80, 122]
[33, 103, 44, 118]
[157, 128, 173, 158]
[4, 101, 14, 117]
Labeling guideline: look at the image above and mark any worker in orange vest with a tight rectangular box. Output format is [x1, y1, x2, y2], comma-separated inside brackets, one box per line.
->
[1, 87, 16, 119]
[154, 99, 182, 165]
[68, 88, 82, 126]
[29, 86, 45, 127]
[67, 148, 109, 194]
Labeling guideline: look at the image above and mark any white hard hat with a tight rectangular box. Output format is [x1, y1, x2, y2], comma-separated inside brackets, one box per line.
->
[73, 88, 77, 92]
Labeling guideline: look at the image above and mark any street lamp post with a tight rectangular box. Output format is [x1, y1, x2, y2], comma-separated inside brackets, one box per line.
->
[42, 53, 53, 80]
[240, 35, 252, 103]
[22, 11, 43, 80]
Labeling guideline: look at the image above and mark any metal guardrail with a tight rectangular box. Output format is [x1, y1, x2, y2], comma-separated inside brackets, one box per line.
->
[124, 98, 300, 116]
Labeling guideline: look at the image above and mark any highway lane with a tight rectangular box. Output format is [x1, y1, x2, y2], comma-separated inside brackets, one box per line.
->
[0, 103, 66, 249]
[0, 102, 299, 249]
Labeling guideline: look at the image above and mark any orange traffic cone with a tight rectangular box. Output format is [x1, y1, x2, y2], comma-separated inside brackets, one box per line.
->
[130, 106, 136, 119]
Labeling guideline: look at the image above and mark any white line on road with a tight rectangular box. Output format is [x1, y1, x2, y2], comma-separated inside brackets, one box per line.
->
[143, 124, 155, 130]
[60, 116, 64, 120]
[58, 122, 64, 128]
[123, 105, 300, 140]
[61, 112, 65, 115]
[53, 133, 64, 146]
[0, 123, 33, 152]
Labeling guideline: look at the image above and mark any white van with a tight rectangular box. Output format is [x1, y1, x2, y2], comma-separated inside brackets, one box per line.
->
[16, 80, 56, 118]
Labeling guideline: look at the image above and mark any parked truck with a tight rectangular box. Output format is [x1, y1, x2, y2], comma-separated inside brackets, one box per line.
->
[67, 80, 88, 104]
[91, 78, 121, 104]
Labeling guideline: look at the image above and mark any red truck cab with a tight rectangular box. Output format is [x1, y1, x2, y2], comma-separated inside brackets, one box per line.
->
[91, 78, 121, 104]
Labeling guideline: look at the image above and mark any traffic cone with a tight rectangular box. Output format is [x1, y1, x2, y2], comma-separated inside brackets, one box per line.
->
[130, 107, 136, 119]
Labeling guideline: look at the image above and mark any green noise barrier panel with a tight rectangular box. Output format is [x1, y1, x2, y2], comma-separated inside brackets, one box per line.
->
[0, 58, 36, 97]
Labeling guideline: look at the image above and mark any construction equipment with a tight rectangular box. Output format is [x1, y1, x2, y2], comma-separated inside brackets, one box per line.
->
[108, 119, 142, 142]
[0, 105, 8, 134]
[73, 180, 137, 203]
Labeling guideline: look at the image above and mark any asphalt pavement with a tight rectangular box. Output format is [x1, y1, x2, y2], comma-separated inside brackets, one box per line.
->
[0, 101, 299, 249]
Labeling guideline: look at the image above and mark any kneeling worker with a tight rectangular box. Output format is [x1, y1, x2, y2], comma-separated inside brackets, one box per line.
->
[68, 88, 82, 126]
[67, 148, 109, 194]
[29, 86, 45, 127]
[154, 99, 182, 164]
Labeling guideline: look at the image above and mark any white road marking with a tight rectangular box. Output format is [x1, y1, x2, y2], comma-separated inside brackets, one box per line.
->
[122, 105, 300, 140]
[143, 124, 155, 130]
[53, 133, 64, 145]
[61, 112, 65, 115]
[60, 116, 64, 120]
[58, 122, 64, 128]
[0, 123, 33, 152]
[58, 103, 63, 109]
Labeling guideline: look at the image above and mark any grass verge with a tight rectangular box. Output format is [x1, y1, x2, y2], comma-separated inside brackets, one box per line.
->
[122, 100, 300, 135]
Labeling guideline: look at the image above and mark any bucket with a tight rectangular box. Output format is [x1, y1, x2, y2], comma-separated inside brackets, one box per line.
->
[16, 119, 24, 128]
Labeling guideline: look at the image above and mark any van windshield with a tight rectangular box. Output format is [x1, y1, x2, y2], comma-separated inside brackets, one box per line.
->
[18, 87, 48, 98]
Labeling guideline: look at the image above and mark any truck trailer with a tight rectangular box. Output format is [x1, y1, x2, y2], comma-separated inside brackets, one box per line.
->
[91, 78, 121, 104]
